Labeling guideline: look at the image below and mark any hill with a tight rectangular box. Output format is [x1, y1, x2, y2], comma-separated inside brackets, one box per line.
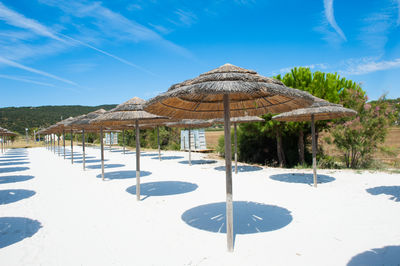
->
[0, 105, 117, 134]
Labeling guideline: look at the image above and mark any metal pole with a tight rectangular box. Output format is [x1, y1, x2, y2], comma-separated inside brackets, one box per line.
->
[157, 126, 161, 161]
[100, 126, 104, 180]
[63, 130, 66, 159]
[71, 129, 74, 164]
[223, 94, 234, 252]
[188, 128, 192, 166]
[234, 123, 238, 174]
[122, 129, 126, 154]
[311, 114, 317, 187]
[135, 120, 141, 201]
[82, 129, 86, 170]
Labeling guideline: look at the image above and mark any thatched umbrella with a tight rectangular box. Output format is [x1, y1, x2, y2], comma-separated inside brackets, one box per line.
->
[210, 116, 264, 174]
[64, 109, 106, 170]
[165, 119, 213, 165]
[91, 97, 168, 200]
[273, 97, 357, 187]
[54, 117, 76, 161]
[145, 63, 314, 251]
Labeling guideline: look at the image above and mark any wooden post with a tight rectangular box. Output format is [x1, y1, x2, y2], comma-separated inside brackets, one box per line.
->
[100, 126, 104, 180]
[122, 129, 125, 155]
[223, 94, 234, 252]
[109, 132, 112, 150]
[82, 129, 86, 171]
[311, 114, 317, 187]
[57, 133, 60, 156]
[71, 129, 74, 164]
[234, 123, 238, 174]
[63, 130, 66, 159]
[188, 128, 192, 166]
[135, 120, 141, 201]
[157, 126, 161, 161]
[1, 134, 3, 153]
[52, 134, 54, 153]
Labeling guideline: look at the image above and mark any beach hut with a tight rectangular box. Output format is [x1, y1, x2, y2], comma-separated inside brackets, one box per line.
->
[272, 96, 357, 187]
[165, 119, 213, 165]
[145, 63, 314, 251]
[209, 116, 264, 174]
[91, 97, 168, 200]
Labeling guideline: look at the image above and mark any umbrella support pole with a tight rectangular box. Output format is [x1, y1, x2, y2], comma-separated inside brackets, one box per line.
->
[135, 120, 141, 201]
[100, 127, 104, 180]
[234, 123, 238, 174]
[82, 129, 85, 170]
[63, 130, 66, 159]
[109, 132, 112, 150]
[311, 114, 317, 187]
[188, 128, 192, 166]
[57, 134, 60, 156]
[71, 129, 73, 164]
[157, 126, 161, 161]
[122, 130, 125, 155]
[223, 94, 234, 252]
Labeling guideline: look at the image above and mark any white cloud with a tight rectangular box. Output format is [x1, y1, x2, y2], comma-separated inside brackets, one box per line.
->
[340, 57, 400, 75]
[0, 74, 55, 87]
[0, 56, 78, 85]
[173, 9, 197, 27]
[323, 0, 346, 41]
[0, 2, 62, 41]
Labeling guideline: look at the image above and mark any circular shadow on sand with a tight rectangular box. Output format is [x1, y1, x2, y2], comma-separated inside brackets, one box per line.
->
[366, 186, 400, 202]
[140, 153, 159, 157]
[151, 156, 184, 160]
[0, 189, 36, 205]
[0, 175, 34, 184]
[0, 161, 29, 167]
[96, 170, 152, 180]
[214, 165, 263, 172]
[86, 164, 125, 170]
[0, 167, 29, 174]
[74, 159, 109, 164]
[126, 181, 198, 200]
[0, 158, 27, 162]
[0, 217, 42, 248]
[179, 160, 217, 165]
[0, 156, 27, 159]
[182, 201, 292, 236]
[347, 245, 400, 266]
[270, 173, 335, 185]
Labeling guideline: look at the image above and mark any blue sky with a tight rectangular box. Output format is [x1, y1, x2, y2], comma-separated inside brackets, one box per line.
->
[0, 0, 399, 107]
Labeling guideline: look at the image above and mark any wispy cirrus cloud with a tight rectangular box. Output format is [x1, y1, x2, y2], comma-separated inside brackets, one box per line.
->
[339, 57, 400, 75]
[323, 0, 346, 41]
[0, 1, 156, 74]
[0, 56, 78, 86]
[0, 74, 55, 87]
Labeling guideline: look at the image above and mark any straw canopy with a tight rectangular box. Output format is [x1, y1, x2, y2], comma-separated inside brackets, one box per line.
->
[272, 97, 357, 122]
[91, 97, 169, 126]
[64, 109, 107, 130]
[210, 116, 264, 124]
[145, 63, 314, 119]
[166, 119, 213, 129]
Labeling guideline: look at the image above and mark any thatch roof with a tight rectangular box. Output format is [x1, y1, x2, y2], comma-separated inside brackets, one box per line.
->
[165, 119, 213, 129]
[272, 97, 357, 122]
[91, 97, 169, 126]
[64, 109, 106, 130]
[144, 63, 314, 119]
[209, 116, 264, 125]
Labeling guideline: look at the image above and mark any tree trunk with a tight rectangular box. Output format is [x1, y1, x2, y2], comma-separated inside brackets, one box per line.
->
[276, 129, 286, 167]
[298, 129, 305, 165]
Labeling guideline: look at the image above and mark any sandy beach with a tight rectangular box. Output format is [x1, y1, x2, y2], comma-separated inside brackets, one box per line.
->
[0, 146, 399, 265]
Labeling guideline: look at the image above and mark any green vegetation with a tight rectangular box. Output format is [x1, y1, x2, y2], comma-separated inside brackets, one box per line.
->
[0, 105, 116, 135]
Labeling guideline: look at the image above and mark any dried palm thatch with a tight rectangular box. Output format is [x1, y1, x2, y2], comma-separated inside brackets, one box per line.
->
[144, 63, 314, 119]
[272, 97, 357, 122]
[91, 97, 169, 126]
[209, 116, 264, 124]
[165, 119, 213, 129]
[64, 109, 107, 130]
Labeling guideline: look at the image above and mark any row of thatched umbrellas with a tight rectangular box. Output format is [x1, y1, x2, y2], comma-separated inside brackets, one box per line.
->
[0, 127, 17, 153]
[36, 63, 357, 251]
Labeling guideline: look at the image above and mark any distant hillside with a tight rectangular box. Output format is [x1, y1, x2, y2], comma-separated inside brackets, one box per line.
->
[0, 105, 117, 134]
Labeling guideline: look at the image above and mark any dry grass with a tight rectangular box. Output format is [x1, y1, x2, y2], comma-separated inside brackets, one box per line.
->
[205, 130, 224, 149]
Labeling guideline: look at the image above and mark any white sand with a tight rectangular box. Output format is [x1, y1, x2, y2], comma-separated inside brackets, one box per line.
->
[0, 146, 399, 266]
